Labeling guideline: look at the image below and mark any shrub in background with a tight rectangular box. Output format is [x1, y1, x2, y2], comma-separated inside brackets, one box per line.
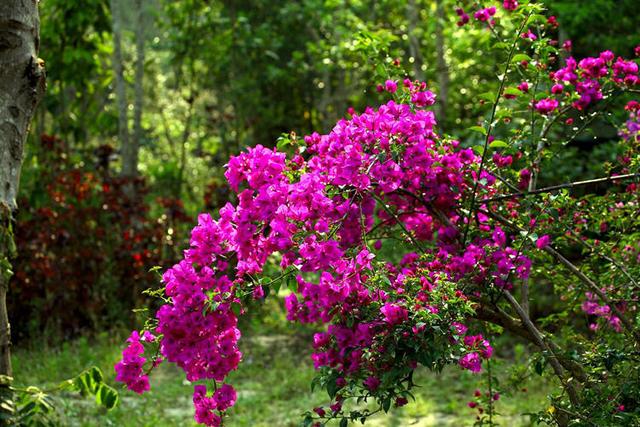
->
[9, 135, 190, 340]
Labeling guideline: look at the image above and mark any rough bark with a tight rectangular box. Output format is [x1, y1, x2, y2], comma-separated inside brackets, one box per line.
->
[110, 0, 131, 177]
[0, 0, 46, 379]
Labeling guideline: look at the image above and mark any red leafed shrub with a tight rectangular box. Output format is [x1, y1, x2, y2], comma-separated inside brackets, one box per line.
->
[8, 135, 190, 340]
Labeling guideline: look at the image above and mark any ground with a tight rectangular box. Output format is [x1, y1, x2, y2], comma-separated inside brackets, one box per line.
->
[13, 328, 551, 426]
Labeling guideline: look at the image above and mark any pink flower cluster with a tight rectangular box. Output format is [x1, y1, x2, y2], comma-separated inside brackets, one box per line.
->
[157, 258, 243, 381]
[503, 0, 518, 11]
[192, 384, 237, 427]
[620, 100, 640, 141]
[455, 7, 470, 27]
[534, 98, 559, 115]
[380, 303, 409, 325]
[582, 292, 622, 332]
[114, 330, 154, 394]
[474, 6, 496, 23]
[459, 334, 493, 373]
[547, 51, 639, 112]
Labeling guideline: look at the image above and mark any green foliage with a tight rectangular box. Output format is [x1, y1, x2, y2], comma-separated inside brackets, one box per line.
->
[2, 367, 118, 426]
[39, 0, 113, 143]
[548, 0, 640, 57]
[63, 367, 119, 410]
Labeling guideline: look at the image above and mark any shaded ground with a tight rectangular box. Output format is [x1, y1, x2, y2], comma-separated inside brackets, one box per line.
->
[13, 332, 550, 426]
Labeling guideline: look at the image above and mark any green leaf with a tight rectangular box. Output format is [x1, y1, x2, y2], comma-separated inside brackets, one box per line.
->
[489, 140, 509, 148]
[511, 54, 531, 63]
[231, 302, 242, 316]
[18, 401, 36, 415]
[90, 366, 103, 384]
[303, 415, 314, 427]
[310, 377, 319, 393]
[327, 378, 339, 399]
[469, 126, 487, 136]
[503, 87, 521, 97]
[472, 145, 485, 156]
[529, 14, 548, 24]
[478, 92, 494, 102]
[272, 279, 281, 295]
[66, 367, 119, 411]
[340, 418, 348, 427]
[382, 398, 391, 413]
[0, 400, 14, 414]
[96, 384, 119, 410]
[276, 133, 292, 151]
[286, 274, 297, 292]
[73, 372, 93, 395]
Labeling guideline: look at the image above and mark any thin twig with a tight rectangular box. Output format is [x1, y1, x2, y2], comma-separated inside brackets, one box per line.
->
[566, 229, 639, 289]
[370, 192, 426, 253]
[481, 173, 640, 203]
[543, 245, 640, 344]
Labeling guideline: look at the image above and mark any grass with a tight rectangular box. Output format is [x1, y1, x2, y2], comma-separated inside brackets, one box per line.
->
[12, 325, 552, 427]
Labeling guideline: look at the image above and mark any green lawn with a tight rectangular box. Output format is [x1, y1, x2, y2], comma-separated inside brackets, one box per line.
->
[12, 328, 552, 427]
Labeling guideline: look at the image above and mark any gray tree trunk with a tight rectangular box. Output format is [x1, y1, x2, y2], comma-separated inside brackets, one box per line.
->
[434, 0, 449, 128]
[406, 0, 425, 81]
[0, 0, 46, 379]
[110, 0, 131, 176]
[131, 0, 145, 179]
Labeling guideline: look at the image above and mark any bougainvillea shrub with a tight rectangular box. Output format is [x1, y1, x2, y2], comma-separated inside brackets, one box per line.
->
[116, 1, 640, 426]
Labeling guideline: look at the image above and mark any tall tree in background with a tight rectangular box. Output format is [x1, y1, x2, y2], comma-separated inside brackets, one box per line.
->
[110, 0, 132, 177]
[434, 0, 449, 128]
[131, 0, 145, 179]
[406, 0, 425, 81]
[0, 0, 46, 379]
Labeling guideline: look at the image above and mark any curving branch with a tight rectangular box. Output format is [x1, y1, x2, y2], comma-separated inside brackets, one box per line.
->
[501, 291, 581, 406]
[481, 173, 640, 204]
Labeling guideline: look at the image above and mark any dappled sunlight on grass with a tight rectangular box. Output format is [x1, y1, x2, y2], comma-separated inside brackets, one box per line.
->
[12, 331, 550, 426]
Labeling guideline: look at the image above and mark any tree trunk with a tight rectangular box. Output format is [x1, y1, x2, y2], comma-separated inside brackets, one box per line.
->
[131, 0, 145, 179]
[110, 0, 131, 177]
[434, 0, 449, 129]
[0, 0, 46, 380]
[406, 0, 425, 81]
